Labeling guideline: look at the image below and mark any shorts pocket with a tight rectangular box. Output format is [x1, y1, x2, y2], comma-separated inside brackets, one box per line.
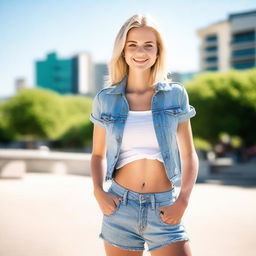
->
[156, 199, 181, 226]
[104, 189, 123, 217]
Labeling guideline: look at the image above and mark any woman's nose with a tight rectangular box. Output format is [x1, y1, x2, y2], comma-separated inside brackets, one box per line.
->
[136, 46, 146, 54]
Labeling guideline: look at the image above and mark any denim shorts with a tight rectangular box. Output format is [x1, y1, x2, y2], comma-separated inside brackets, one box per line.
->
[99, 179, 190, 252]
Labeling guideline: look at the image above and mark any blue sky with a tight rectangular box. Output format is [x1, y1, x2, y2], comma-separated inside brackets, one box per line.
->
[0, 0, 255, 97]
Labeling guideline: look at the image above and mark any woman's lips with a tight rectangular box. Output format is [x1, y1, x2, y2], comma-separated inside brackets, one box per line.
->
[133, 58, 148, 64]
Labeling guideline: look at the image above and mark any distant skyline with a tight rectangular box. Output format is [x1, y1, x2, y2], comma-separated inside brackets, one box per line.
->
[1, 0, 256, 97]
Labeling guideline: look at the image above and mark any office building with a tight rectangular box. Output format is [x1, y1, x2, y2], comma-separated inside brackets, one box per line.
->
[94, 63, 109, 94]
[35, 52, 93, 95]
[197, 9, 256, 72]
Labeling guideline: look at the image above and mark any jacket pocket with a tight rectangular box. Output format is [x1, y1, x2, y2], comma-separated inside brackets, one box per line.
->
[163, 106, 182, 130]
[100, 113, 119, 123]
[164, 106, 182, 116]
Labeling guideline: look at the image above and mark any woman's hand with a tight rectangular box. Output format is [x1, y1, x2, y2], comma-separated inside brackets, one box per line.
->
[94, 189, 121, 216]
[159, 198, 188, 225]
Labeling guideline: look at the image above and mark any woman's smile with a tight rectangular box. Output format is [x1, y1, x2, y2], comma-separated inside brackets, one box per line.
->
[133, 58, 148, 64]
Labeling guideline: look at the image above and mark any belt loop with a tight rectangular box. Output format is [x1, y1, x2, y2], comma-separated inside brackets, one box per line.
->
[151, 194, 155, 210]
[122, 190, 128, 205]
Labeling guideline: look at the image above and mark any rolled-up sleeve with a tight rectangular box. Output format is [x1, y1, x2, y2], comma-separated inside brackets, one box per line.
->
[178, 86, 196, 123]
[89, 92, 105, 128]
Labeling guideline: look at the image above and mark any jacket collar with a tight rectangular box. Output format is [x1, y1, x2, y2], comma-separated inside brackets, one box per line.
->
[105, 75, 168, 95]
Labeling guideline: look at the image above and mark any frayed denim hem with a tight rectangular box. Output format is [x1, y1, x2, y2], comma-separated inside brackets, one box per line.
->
[148, 237, 190, 252]
[99, 233, 145, 251]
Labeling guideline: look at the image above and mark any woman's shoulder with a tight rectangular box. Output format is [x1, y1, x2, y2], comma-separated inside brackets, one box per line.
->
[93, 85, 119, 107]
[159, 80, 185, 94]
[94, 86, 115, 97]
[162, 80, 184, 87]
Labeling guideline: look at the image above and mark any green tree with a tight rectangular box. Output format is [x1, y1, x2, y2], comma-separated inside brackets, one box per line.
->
[0, 102, 15, 141]
[3, 88, 68, 140]
[186, 68, 256, 147]
[0, 88, 94, 150]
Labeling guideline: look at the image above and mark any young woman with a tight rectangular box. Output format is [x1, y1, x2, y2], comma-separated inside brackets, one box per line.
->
[90, 14, 199, 256]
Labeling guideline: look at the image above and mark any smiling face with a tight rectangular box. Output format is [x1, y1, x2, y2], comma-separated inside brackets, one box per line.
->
[123, 26, 159, 71]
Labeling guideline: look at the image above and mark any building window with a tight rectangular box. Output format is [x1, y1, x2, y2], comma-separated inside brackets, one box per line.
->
[205, 46, 218, 52]
[232, 48, 255, 57]
[232, 30, 255, 43]
[232, 62, 255, 69]
[205, 56, 218, 63]
[54, 77, 63, 82]
[205, 67, 218, 71]
[205, 35, 217, 43]
[54, 65, 62, 71]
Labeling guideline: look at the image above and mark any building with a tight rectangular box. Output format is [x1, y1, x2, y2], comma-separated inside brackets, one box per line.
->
[168, 71, 198, 84]
[35, 52, 93, 95]
[15, 78, 28, 92]
[94, 63, 109, 94]
[229, 10, 256, 70]
[197, 9, 256, 72]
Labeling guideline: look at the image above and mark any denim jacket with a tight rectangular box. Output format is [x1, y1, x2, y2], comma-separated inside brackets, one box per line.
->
[89, 75, 196, 185]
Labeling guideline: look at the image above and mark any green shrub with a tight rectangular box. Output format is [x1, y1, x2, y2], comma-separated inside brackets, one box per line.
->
[186, 68, 256, 147]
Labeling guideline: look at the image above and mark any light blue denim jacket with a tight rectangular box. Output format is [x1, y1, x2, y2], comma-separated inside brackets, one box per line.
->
[89, 75, 196, 185]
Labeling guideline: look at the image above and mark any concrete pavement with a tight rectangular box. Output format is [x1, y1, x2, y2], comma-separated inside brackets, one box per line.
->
[0, 173, 255, 256]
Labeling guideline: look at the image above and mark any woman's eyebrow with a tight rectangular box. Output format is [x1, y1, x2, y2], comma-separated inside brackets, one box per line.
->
[127, 40, 155, 44]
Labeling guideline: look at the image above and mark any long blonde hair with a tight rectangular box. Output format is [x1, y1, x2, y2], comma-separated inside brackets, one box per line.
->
[105, 13, 171, 87]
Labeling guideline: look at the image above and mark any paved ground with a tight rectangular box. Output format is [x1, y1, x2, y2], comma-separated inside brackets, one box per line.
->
[0, 172, 255, 256]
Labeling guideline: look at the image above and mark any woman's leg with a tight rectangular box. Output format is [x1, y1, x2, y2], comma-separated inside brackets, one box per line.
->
[150, 240, 192, 256]
[104, 241, 144, 256]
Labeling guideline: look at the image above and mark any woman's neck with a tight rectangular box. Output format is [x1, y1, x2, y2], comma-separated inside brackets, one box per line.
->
[126, 70, 153, 93]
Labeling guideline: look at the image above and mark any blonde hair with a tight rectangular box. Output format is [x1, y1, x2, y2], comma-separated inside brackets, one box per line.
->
[105, 13, 172, 87]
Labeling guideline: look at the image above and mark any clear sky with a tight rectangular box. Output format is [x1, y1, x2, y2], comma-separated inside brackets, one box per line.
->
[0, 0, 255, 97]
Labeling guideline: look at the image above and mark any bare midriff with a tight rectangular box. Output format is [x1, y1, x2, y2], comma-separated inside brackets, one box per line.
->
[113, 159, 174, 193]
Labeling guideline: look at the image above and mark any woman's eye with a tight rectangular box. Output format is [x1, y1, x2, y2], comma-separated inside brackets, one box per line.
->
[128, 44, 153, 47]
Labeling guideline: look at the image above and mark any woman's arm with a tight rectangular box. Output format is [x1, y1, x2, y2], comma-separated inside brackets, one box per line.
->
[159, 119, 199, 224]
[90, 124, 107, 196]
[90, 124, 121, 215]
[176, 119, 199, 205]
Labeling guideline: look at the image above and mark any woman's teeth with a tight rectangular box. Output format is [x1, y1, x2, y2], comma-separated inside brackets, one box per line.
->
[133, 58, 148, 63]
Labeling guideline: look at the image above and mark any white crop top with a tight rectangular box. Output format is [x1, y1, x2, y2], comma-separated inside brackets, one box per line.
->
[115, 110, 164, 169]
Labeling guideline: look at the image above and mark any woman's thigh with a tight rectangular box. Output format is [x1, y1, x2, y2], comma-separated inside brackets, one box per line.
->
[104, 241, 144, 256]
[150, 240, 192, 256]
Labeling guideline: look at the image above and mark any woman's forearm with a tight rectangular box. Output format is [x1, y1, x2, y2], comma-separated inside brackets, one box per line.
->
[177, 151, 199, 204]
[90, 155, 105, 195]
